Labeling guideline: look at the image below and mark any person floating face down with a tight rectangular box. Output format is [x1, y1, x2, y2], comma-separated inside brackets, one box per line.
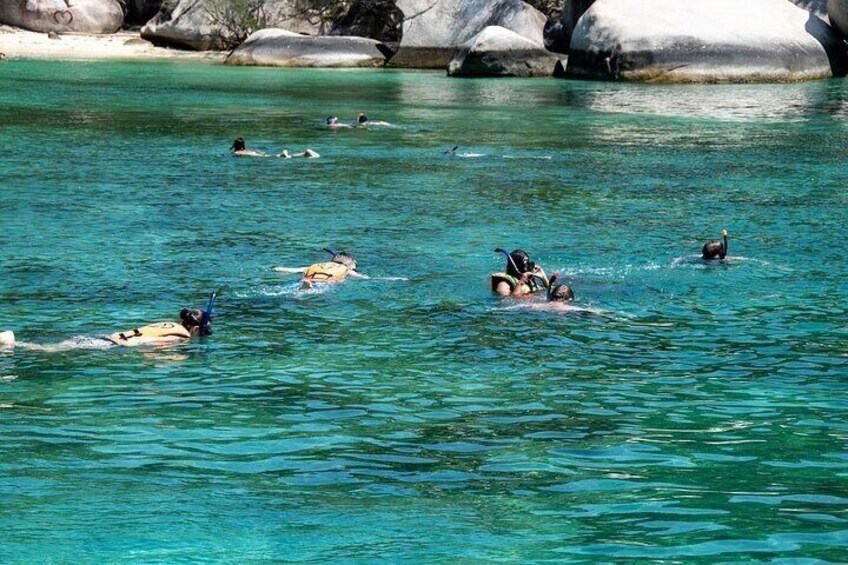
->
[491, 249, 550, 297]
[326, 116, 352, 129]
[104, 308, 213, 347]
[0, 304, 214, 350]
[273, 248, 367, 288]
[356, 113, 392, 127]
[230, 137, 319, 159]
[702, 229, 729, 261]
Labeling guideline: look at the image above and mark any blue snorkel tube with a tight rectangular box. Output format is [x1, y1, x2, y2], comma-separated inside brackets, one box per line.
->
[323, 247, 337, 258]
[199, 291, 217, 337]
[494, 247, 522, 277]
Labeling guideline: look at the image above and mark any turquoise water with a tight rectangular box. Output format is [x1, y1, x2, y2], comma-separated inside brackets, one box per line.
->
[1, 60, 847, 563]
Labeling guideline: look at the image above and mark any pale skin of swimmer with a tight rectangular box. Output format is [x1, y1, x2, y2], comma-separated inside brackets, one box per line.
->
[230, 138, 319, 159]
[0, 310, 208, 351]
[273, 252, 368, 289]
[494, 266, 550, 297]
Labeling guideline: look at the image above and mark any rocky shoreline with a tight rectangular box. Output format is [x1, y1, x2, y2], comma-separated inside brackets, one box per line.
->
[3, 0, 848, 83]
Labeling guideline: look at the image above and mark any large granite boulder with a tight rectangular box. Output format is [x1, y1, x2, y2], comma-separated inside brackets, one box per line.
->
[125, 0, 163, 27]
[544, 0, 595, 54]
[0, 0, 124, 34]
[141, 0, 326, 51]
[566, 0, 848, 83]
[828, 0, 848, 36]
[391, 0, 546, 68]
[448, 25, 561, 77]
[226, 28, 388, 67]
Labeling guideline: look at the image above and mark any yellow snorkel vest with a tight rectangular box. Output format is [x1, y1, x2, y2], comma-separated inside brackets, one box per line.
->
[303, 261, 350, 282]
[105, 322, 192, 347]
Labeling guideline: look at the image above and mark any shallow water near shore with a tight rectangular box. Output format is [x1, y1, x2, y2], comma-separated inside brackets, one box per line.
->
[1, 60, 847, 563]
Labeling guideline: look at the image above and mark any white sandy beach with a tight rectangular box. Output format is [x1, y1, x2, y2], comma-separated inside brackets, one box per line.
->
[0, 25, 225, 62]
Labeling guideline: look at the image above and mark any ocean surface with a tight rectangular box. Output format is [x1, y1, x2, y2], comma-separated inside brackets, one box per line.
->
[1, 60, 847, 563]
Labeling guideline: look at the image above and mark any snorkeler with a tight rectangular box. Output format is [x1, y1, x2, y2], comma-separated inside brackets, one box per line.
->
[273, 248, 367, 288]
[230, 137, 268, 157]
[326, 116, 352, 129]
[444, 146, 486, 158]
[231, 138, 319, 158]
[546, 272, 574, 303]
[357, 113, 392, 127]
[0, 294, 216, 351]
[491, 248, 549, 297]
[702, 229, 729, 260]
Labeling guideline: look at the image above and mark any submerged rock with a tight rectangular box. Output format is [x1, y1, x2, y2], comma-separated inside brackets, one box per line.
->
[448, 26, 561, 77]
[391, 0, 546, 68]
[141, 0, 325, 51]
[226, 28, 388, 67]
[566, 0, 848, 83]
[0, 0, 124, 34]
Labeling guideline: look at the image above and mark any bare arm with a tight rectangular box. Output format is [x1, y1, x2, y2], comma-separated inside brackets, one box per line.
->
[348, 270, 369, 279]
[273, 266, 308, 274]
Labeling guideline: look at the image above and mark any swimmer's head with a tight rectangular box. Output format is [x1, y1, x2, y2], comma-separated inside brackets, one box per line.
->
[326, 116, 338, 125]
[331, 251, 357, 270]
[549, 284, 574, 302]
[357, 113, 368, 124]
[702, 229, 728, 260]
[231, 137, 246, 152]
[0, 53, 6, 62]
[179, 308, 208, 336]
[506, 249, 534, 278]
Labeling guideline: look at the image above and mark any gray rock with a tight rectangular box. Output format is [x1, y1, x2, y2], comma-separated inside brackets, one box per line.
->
[448, 25, 561, 77]
[544, 0, 594, 54]
[828, 0, 848, 36]
[330, 0, 403, 50]
[794, 0, 829, 21]
[391, 0, 546, 68]
[125, 0, 163, 27]
[0, 0, 124, 34]
[141, 0, 326, 51]
[567, 0, 848, 83]
[226, 28, 388, 67]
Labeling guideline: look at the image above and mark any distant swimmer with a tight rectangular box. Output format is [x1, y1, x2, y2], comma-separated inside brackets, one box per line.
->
[0, 293, 216, 351]
[231, 137, 319, 159]
[279, 149, 320, 159]
[444, 146, 486, 158]
[491, 248, 549, 297]
[357, 113, 392, 127]
[702, 229, 729, 261]
[230, 137, 268, 158]
[326, 116, 352, 129]
[0, 53, 6, 62]
[273, 248, 368, 288]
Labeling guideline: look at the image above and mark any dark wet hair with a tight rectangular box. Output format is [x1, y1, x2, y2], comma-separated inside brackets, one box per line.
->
[231, 137, 246, 152]
[179, 309, 205, 328]
[549, 284, 574, 302]
[358, 114, 368, 124]
[326, 116, 337, 125]
[506, 249, 534, 278]
[702, 230, 728, 260]
[331, 251, 357, 270]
